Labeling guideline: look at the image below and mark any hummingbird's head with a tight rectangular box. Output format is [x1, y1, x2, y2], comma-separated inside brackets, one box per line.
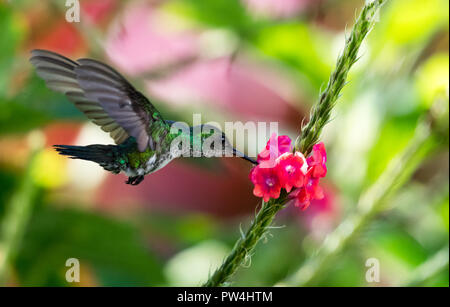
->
[190, 124, 257, 164]
[190, 124, 233, 157]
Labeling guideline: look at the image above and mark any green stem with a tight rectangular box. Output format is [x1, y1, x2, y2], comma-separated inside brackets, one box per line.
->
[203, 198, 286, 287]
[296, 0, 387, 154]
[0, 150, 40, 285]
[276, 110, 441, 286]
[203, 0, 387, 287]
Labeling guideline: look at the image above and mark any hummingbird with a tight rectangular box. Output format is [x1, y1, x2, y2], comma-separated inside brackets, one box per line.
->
[30, 49, 257, 185]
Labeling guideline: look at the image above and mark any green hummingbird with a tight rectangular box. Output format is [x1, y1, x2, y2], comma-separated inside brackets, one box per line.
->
[30, 49, 256, 185]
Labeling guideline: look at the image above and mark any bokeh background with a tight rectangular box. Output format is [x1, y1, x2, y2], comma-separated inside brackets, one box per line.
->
[0, 0, 448, 286]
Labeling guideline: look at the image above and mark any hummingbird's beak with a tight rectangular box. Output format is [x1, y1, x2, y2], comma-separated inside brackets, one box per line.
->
[233, 148, 258, 165]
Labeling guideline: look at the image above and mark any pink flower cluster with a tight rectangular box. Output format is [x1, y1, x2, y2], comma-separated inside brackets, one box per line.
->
[249, 134, 327, 210]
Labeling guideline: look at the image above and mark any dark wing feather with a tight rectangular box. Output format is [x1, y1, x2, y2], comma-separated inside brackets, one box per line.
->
[30, 49, 129, 144]
[74, 58, 168, 152]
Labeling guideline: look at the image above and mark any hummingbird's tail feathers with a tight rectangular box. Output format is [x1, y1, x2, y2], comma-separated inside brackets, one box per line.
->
[233, 148, 258, 165]
[54, 144, 123, 173]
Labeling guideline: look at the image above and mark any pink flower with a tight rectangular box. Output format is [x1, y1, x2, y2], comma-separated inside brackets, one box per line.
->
[250, 166, 282, 202]
[306, 142, 327, 178]
[289, 178, 324, 210]
[289, 187, 310, 209]
[288, 143, 327, 210]
[249, 136, 328, 207]
[257, 133, 292, 168]
[276, 152, 307, 192]
[276, 135, 293, 155]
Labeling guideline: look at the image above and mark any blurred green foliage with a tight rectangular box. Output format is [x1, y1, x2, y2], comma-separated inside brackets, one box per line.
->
[0, 0, 448, 286]
[17, 206, 165, 286]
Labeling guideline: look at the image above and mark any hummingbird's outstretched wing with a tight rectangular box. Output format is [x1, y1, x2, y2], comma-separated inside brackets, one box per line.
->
[74, 57, 170, 152]
[30, 50, 129, 145]
[30, 49, 169, 152]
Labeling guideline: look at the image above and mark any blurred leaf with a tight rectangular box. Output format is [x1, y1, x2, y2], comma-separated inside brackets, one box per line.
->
[380, 0, 449, 45]
[392, 182, 449, 251]
[310, 251, 367, 287]
[0, 170, 19, 219]
[164, 240, 229, 286]
[424, 268, 449, 286]
[165, 0, 254, 36]
[366, 113, 421, 184]
[255, 23, 331, 93]
[139, 212, 221, 246]
[0, 99, 50, 135]
[373, 78, 422, 115]
[367, 224, 429, 270]
[0, 5, 26, 94]
[0, 74, 84, 135]
[415, 53, 449, 107]
[0, 150, 39, 283]
[16, 206, 165, 286]
[439, 194, 449, 231]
